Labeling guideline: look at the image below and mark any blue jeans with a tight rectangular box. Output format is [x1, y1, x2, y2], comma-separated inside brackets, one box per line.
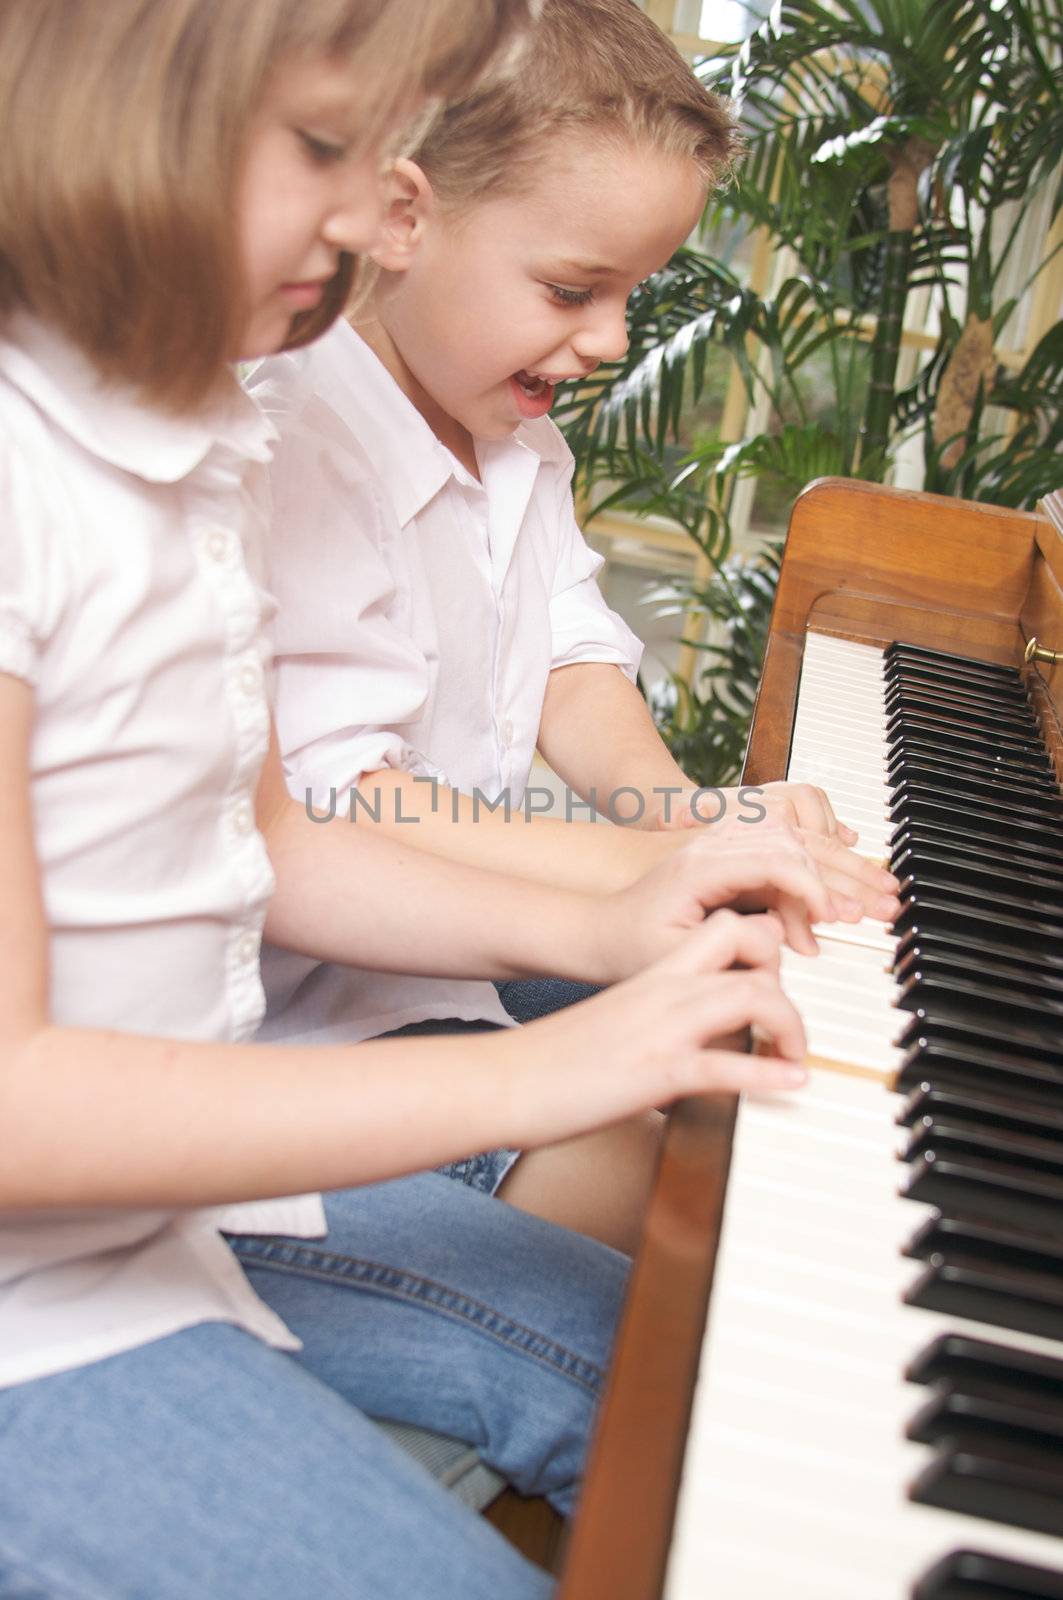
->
[495, 978, 601, 1024]
[0, 1175, 628, 1600]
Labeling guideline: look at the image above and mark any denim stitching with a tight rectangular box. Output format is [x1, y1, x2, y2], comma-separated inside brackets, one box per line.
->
[227, 1237, 604, 1397]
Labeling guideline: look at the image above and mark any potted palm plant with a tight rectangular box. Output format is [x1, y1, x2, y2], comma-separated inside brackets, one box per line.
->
[558, 0, 1063, 784]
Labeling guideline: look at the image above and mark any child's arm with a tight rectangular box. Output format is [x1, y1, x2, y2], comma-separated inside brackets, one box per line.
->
[0, 674, 806, 1211]
[537, 659, 696, 820]
[318, 763, 684, 893]
[538, 661, 900, 921]
[256, 725, 837, 971]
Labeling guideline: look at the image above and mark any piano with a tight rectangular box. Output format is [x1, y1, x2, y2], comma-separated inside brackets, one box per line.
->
[558, 478, 1063, 1600]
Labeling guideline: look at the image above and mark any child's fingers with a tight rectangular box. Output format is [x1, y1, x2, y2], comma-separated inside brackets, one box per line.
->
[681, 828, 836, 926]
[801, 832, 900, 923]
[771, 893, 821, 957]
[684, 1048, 809, 1097]
[760, 781, 859, 845]
[683, 967, 807, 1064]
[704, 851, 835, 942]
[663, 907, 785, 976]
[664, 783, 859, 849]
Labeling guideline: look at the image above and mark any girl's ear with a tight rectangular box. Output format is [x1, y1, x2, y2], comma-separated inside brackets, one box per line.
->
[370, 158, 435, 272]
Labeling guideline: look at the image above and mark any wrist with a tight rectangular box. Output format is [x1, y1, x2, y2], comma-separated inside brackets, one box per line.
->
[576, 891, 628, 985]
[612, 827, 685, 889]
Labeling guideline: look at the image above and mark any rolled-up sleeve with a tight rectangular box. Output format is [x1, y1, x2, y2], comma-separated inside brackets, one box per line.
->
[261, 400, 447, 809]
[547, 462, 643, 682]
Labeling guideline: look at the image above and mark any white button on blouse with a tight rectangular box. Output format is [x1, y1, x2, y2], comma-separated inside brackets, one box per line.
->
[205, 528, 231, 563]
[239, 659, 261, 696]
[232, 800, 256, 836]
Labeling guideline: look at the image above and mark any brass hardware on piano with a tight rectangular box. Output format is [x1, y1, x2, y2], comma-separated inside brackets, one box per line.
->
[1025, 637, 1063, 667]
[560, 479, 1063, 1600]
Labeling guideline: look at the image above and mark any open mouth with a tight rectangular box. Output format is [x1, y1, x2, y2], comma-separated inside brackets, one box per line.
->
[511, 369, 557, 419]
[514, 369, 551, 398]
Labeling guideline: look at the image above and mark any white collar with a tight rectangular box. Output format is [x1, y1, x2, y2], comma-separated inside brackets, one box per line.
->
[0, 315, 276, 482]
[322, 320, 567, 528]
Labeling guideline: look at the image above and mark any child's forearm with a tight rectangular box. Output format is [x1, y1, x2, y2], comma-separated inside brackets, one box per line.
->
[0, 1020, 520, 1209]
[319, 766, 682, 893]
[265, 801, 598, 978]
[1, 906, 808, 1213]
[538, 662, 692, 826]
[262, 772, 653, 977]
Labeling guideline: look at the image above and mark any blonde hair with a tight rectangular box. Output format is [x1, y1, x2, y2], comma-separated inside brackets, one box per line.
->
[0, 0, 531, 410]
[413, 0, 738, 209]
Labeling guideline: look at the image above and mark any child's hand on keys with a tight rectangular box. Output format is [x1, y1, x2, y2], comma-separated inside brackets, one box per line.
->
[498, 909, 807, 1147]
[589, 822, 839, 975]
[655, 782, 899, 925]
[658, 779, 850, 838]
[788, 825, 900, 924]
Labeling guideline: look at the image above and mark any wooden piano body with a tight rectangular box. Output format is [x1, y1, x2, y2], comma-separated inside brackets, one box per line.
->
[558, 477, 1063, 1600]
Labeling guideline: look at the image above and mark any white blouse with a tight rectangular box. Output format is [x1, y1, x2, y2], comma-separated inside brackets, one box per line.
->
[0, 317, 324, 1390]
[247, 320, 642, 1046]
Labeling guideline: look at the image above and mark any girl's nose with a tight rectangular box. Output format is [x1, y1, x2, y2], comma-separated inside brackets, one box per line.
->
[322, 182, 387, 258]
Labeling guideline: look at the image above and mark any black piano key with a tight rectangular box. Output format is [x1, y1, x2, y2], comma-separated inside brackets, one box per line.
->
[891, 786, 1063, 850]
[896, 1039, 1063, 1107]
[897, 1006, 1063, 1069]
[907, 1332, 1063, 1401]
[893, 924, 1063, 983]
[901, 1149, 1063, 1239]
[891, 847, 1063, 905]
[891, 775, 1063, 831]
[886, 660, 1031, 700]
[887, 710, 1046, 760]
[884, 641, 1023, 683]
[894, 948, 1063, 1009]
[889, 766, 1063, 817]
[907, 1387, 1063, 1452]
[913, 1548, 1063, 1599]
[889, 731, 1049, 777]
[888, 752, 1061, 801]
[883, 675, 1043, 720]
[908, 1253, 1063, 1347]
[886, 691, 1042, 738]
[897, 973, 1063, 1034]
[891, 820, 1063, 875]
[892, 899, 1063, 966]
[895, 878, 1063, 932]
[903, 1220, 1063, 1342]
[884, 665, 1032, 703]
[887, 753, 1063, 809]
[901, 1120, 1063, 1179]
[890, 734, 1056, 783]
[905, 1214, 1063, 1275]
[898, 1083, 1063, 1141]
[909, 1437, 1063, 1540]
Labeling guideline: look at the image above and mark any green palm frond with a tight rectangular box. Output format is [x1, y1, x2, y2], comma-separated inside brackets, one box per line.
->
[648, 548, 782, 789]
[554, 250, 764, 474]
[563, 0, 1062, 785]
